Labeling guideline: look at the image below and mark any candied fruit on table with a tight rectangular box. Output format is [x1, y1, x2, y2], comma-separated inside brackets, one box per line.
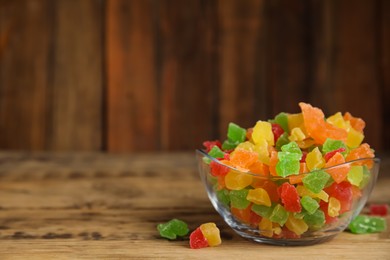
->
[348, 215, 387, 234]
[157, 219, 189, 240]
[369, 204, 389, 216]
[190, 223, 221, 249]
[198, 102, 381, 243]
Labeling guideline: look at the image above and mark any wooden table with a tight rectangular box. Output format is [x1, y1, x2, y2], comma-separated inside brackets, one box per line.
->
[0, 152, 389, 259]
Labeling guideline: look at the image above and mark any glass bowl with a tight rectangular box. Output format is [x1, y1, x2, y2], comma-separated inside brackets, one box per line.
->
[196, 149, 380, 246]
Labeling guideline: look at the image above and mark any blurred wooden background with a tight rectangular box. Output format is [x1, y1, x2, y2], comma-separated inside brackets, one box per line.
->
[0, 0, 389, 152]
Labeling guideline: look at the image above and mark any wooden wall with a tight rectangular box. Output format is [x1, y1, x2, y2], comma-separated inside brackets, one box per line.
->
[0, 0, 389, 152]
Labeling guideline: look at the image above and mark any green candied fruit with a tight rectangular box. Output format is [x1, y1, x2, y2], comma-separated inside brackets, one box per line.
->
[300, 196, 320, 214]
[293, 211, 306, 220]
[203, 145, 225, 164]
[222, 139, 239, 150]
[304, 210, 325, 229]
[347, 165, 363, 187]
[359, 165, 371, 189]
[157, 219, 189, 240]
[324, 175, 334, 188]
[227, 122, 247, 143]
[281, 141, 302, 156]
[275, 142, 302, 177]
[322, 138, 346, 154]
[302, 170, 330, 194]
[251, 204, 274, 218]
[278, 151, 302, 161]
[229, 189, 250, 209]
[348, 215, 387, 234]
[269, 204, 289, 226]
[276, 160, 300, 177]
[275, 133, 290, 151]
[216, 189, 230, 206]
[273, 112, 289, 133]
[208, 146, 225, 159]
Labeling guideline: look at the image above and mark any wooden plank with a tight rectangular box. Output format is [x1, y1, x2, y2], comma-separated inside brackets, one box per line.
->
[299, 0, 386, 151]
[218, 0, 266, 137]
[48, 0, 103, 151]
[0, 152, 388, 259]
[327, 0, 382, 150]
[0, 0, 52, 150]
[106, 0, 158, 152]
[158, 0, 218, 150]
[380, 0, 390, 151]
[265, 0, 310, 116]
[305, 0, 332, 111]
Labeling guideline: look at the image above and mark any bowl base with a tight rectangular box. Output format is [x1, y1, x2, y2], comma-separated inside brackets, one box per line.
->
[235, 230, 337, 246]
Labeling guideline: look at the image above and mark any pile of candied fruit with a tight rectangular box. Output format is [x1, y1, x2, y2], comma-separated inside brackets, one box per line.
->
[201, 102, 379, 238]
[157, 103, 387, 248]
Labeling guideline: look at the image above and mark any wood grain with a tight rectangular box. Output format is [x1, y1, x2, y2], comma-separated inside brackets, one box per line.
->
[380, 0, 390, 150]
[49, 0, 103, 151]
[158, 0, 218, 150]
[0, 0, 52, 150]
[0, 152, 388, 259]
[266, 0, 311, 116]
[324, 0, 382, 150]
[0, 0, 389, 152]
[106, 0, 158, 152]
[218, 0, 266, 135]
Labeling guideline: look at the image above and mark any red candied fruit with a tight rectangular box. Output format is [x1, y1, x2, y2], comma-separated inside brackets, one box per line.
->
[271, 123, 284, 143]
[210, 160, 230, 177]
[300, 151, 308, 162]
[324, 181, 353, 214]
[369, 204, 389, 216]
[278, 183, 302, 213]
[203, 140, 222, 153]
[189, 227, 208, 249]
[324, 148, 346, 162]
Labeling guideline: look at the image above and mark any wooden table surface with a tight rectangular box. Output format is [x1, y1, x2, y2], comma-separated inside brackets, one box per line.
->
[0, 152, 389, 259]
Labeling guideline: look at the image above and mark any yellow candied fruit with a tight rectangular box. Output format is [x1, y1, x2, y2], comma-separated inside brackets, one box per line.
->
[296, 139, 315, 149]
[288, 127, 306, 142]
[287, 113, 304, 132]
[296, 185, 329, 202]
[327, 112, 349, 130]
[246, 188, 271, 207]
[346, 127, 364, 148]
[347, 165, 364, 186]
[254, 139, 270, 165]
[285, 214, 308, 236]
[306, 147, 325, 171]
[200, 223, 221, 247]
[236, 141, 255, 151]
[259, 217, 273, 237]
[328, 197, 341, 217]
[252, 121, 274, 146]
[225, 170, 253, 190]
[272, 223, 282, 235]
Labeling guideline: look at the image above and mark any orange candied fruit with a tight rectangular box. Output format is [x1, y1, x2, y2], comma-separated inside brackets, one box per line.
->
[289, 173, 306, 185]
[325, 152, 350, 183]
[345, 143, 375, 168]
[248, 161, 269, 176]
[231, 205, 261, 226]
[230, 149, 259, 171]
[299, 102, 347, 144]
[251, 180, 280, 202]
[343, 112, 365, 132]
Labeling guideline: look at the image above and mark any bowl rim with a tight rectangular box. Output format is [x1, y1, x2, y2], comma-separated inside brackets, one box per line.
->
[196, 149, 380, 179]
